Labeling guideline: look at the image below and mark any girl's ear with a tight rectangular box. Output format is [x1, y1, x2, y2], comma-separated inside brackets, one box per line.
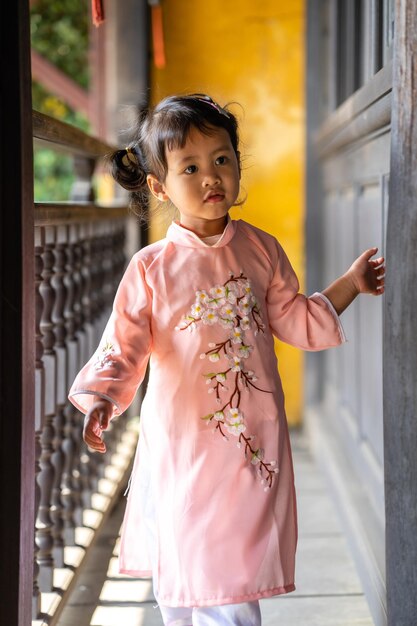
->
[147, 174, 169, 201]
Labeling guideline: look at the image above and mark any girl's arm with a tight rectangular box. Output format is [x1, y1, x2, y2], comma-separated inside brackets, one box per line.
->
[322, 247, 385, 316]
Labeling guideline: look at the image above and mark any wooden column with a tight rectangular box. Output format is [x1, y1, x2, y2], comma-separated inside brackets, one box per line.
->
[305, 0, 325, 404]
[0, 1, 35, 624]
[384, 1, 417, 624]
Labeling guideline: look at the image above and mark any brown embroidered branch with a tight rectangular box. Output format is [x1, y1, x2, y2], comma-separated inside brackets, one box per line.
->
[239, 432, 278, 488]
[205, 339, 232, 357]
[240, 370, 273, 394]
[178, 270, 279, 489]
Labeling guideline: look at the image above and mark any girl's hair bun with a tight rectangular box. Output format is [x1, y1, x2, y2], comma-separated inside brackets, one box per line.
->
[108, 145, 147, 192]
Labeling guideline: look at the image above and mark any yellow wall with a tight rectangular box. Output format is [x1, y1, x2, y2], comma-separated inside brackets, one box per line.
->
[150, 0, 305, 426]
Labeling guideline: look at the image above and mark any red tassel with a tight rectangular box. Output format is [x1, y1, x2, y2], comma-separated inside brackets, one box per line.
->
[151, 5, 166, 68]
[92, 0, 105, 27]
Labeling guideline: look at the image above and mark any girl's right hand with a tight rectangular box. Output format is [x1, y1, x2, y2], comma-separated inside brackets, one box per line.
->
[83, 398, 114, 453]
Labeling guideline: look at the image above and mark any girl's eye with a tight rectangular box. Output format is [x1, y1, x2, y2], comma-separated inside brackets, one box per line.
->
[184, 165, 197, 174]
[215, 156, 228, 165]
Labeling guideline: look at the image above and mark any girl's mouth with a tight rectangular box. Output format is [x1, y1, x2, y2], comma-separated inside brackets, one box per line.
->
[205, 193, 225, 203]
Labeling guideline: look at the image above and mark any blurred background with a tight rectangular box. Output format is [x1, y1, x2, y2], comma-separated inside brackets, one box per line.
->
[24, 1, 396, 624]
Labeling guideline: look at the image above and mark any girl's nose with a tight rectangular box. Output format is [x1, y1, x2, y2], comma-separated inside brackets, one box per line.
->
[202, 171, 221, 186]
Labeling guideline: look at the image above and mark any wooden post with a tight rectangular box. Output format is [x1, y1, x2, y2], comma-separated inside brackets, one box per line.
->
[384, 1, 417, 624]
[0, 1, 35, 624]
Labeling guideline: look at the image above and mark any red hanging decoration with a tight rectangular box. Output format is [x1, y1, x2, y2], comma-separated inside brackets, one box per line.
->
[151, 4, 166, 69]
[92, 0, 105, 27]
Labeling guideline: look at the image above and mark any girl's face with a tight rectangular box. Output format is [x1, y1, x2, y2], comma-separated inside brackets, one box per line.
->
[147, 126, 240, 236]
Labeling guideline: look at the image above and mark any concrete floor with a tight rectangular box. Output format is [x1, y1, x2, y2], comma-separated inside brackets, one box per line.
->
[57, 429, 374, 626]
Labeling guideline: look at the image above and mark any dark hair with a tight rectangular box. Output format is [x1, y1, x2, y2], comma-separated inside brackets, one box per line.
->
[107, 94, 241, 222]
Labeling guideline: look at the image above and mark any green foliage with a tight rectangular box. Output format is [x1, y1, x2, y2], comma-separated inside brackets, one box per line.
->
[31, 0, 91, 201]
[32, 82, 90, 131]
[31, 0, 90, 89]
[34, 149, 75, 202]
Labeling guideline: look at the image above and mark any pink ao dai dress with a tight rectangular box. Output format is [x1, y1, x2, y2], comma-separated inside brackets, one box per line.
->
[69, 218, 346, 608]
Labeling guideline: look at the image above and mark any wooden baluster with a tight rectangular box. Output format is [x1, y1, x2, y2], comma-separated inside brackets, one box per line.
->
[33, 231, 44, 618]
[111, 222, 127, 446]
[50, 225, 67, 566]
[100, 222, 118, 457]
[95, 226, 108, 337]
[78, 221, 96, 507]
[89, 224, 101, 345]
[71, 225, 86, 524]
[36, 225, 56, 592]
[81, 222, 94, 358]
[77, 224, 102, 492]
[62, 225, 78, 543]
[70, 155, 95, 202]
[90, 224, 107, 478]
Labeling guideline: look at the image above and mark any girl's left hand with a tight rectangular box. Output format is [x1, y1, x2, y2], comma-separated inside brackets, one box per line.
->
[347, 247, 385, 296]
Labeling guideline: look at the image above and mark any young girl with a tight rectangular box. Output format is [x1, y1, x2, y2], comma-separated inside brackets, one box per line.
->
[68, 93, 385, 626]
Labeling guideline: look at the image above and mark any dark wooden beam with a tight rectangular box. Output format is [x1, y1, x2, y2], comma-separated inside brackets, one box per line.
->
[0, 1, 35, 624]
[384, 1, 417, 624]
[31, 49, 91, 118]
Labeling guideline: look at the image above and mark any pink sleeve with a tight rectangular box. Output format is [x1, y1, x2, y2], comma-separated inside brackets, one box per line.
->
[266, 241, 346, 351]
[68, 253, 152, 416]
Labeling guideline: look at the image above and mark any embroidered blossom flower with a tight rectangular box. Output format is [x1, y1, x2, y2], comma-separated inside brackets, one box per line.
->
[225, 288, 237, 304]
[210, 285, 226, 299]
[219, 317, 234, 330]
[216, 373, 227, 382]
[227, 408, 243, 423]
[238, 344, 252, 359]
[208, 352, 221, 362]
[94, 340, 116, 370]
[243, 281, 252, 295]
[214, 411, 225, 421]
[231, 327, 244, 344]
[225, 420, 246, 436]
[238, 297, 252, 316]
[227, 354, 242, 371]
[196, 290, 209, 304]
[207, 297, 225, 309]
[221, 304, 237, 320]
[202, 310, 218, 325]
[240, 316, 251, 330]
[191, 302, 204, 318]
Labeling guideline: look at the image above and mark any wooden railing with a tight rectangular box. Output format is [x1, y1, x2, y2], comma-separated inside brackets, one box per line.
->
[32, 112, 141, 624]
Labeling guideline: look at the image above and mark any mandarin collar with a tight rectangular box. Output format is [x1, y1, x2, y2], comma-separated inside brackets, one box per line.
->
[166, 217, 237, 248]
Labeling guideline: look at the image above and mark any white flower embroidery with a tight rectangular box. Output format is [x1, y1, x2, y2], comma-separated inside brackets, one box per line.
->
[219, 317, 234, 329]
[210, 285, 226, 298]
[227, 408, 243, 423]
[240, 316, 251, 330]
[94, 339, 116, 370]
[202, 309, 218, 325]
[191, 302, 204, 317]
[177, 271, 277, 489]
[228, 354, 243, 371]
[231, 327, 244, 344]
[226, 421, 246, 436]
[221, 303, 237, 320]
[196, 290, 209, 304]
[238, 344, 252, 359]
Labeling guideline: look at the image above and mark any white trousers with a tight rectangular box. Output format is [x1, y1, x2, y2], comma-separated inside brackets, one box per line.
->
[158, 600, 262, 626]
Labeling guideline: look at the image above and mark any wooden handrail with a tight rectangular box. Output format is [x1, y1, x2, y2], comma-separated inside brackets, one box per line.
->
[33, 110, 117, 158]
[34, 202, 129, 224]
